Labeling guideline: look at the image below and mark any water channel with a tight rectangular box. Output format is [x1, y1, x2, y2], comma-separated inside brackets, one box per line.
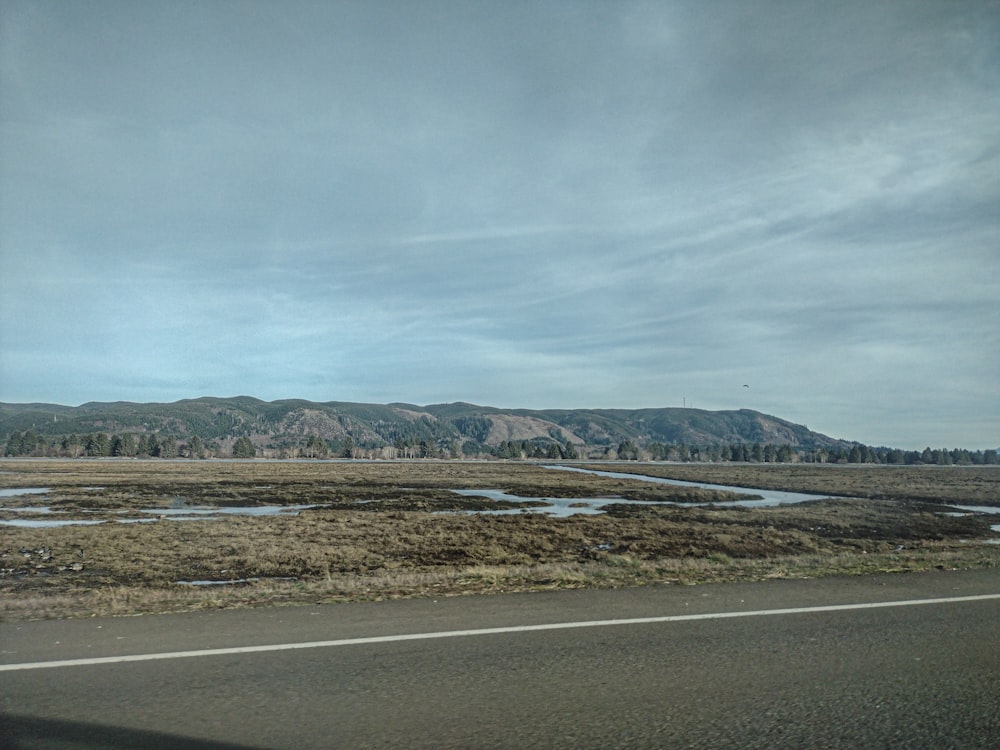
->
[0, 488, 325, 527]
[2, 471, 999, 534]
[543, 465, 827, 506]
[443, 466, 829, 517]
[449, 489, 658, 517]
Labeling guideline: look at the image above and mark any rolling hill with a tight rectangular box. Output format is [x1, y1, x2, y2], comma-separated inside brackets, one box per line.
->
[1, 397, 849, 458]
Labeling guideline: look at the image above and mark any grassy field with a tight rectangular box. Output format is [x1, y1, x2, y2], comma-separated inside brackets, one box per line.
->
[2, 459, 998, 620]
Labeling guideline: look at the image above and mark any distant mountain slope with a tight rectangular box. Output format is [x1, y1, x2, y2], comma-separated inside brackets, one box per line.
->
[0, 397, 848, 452]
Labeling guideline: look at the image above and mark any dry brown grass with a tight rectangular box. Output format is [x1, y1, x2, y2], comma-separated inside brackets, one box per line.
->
[2, 459, 998, 620]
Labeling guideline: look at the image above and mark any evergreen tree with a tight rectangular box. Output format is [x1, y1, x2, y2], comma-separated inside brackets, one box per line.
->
[188, 435, 205, 459]
[302, 434, 327, 458]
[86, 433, 111, 456]
[8, 429, 47, 456]
[4, 431, 24, 456]
[30, 431, 41, 455]
[157, 436, 178, 458]
[60, 434, 84, 457]
[111, 433, 137, 457]
[617, 440, 638, 460]
[951, 448, 972, 465]
[232, 437, 256, 458]
[498, 440, 521, 459]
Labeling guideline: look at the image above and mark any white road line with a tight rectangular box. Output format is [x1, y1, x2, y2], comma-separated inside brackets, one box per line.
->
[2, 593, 998, 672]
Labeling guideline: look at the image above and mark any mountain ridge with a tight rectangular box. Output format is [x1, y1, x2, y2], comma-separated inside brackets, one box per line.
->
[1, 397, 850, 458]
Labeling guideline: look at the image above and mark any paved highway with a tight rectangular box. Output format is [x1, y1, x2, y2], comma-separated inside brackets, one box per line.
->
[2, 569, 998, 749]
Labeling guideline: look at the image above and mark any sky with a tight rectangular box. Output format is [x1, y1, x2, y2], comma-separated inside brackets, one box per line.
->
[1, 0, 998, 450]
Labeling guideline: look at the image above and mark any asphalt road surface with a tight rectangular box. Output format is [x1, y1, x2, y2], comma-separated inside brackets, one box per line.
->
[2, 569, 998, 749]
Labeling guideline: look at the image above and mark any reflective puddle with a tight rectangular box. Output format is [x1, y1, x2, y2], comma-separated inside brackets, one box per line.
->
[137, 504, 322, 518]
[0, 501, 325, 527]
[176, 578, 260, 586]
[449, 489, 654, 516]
[988, 523, 1000, 544]
[0, 488, 51, 498]
[943, 505, 1000, 515]
[4, 506, 57, 514]
[944, 506, 1000, 544]
[0, 518, 106, 528]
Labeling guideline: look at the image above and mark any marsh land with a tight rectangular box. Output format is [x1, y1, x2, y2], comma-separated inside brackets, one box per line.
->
[1, 460, 998, 620]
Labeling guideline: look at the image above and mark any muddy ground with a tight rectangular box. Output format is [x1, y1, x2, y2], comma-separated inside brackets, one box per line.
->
[2, 460, 998, 620]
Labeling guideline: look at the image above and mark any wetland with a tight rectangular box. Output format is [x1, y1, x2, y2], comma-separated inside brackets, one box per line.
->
[1, 459, 998, 620]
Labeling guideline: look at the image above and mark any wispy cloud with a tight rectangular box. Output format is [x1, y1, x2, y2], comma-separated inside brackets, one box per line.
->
[1, 0, 997, 448]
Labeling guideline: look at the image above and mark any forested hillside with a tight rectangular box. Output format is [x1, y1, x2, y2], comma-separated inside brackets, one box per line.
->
[2, 398, 995, 464]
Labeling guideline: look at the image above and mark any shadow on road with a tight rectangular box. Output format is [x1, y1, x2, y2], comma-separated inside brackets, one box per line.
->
[0, 713, 265, 750]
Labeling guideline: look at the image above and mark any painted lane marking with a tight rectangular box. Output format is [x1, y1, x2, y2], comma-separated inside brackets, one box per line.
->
[2, 593, 998, 672]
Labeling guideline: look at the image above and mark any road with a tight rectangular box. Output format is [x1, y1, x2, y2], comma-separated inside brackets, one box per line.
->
[2, 569, 998, 749]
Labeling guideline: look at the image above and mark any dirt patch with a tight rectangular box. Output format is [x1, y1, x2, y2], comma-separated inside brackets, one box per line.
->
[485, 414, 583, 446]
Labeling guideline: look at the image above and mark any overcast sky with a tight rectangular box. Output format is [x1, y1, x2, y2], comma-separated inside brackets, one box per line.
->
[1, 0, 998, 449]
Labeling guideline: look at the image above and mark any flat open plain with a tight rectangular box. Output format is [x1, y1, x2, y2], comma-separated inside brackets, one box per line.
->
[1, 460, 998, 619]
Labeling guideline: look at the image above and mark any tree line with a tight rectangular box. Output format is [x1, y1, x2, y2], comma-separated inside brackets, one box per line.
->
[3, 428, 997, 465]
[490, 439, 579, 460]
[4, 430, 211, 459]
[638, 441, 998, 465]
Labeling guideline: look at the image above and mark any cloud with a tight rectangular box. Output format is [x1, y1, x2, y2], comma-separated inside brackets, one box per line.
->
[1, 0, 998, 448]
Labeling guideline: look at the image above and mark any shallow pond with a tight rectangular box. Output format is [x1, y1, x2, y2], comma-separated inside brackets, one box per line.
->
[0, 502, 325, 527]
[943, 504, 1000, 515]
[176, 578, 260, 586]
[0, 488, 51, 498]
[944, 506, 1000, 544]
[137, 504, 323, 518]
[4, 506, 57, 514]
[449, 489, 661, 517]
[0, 518, 106, 528]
